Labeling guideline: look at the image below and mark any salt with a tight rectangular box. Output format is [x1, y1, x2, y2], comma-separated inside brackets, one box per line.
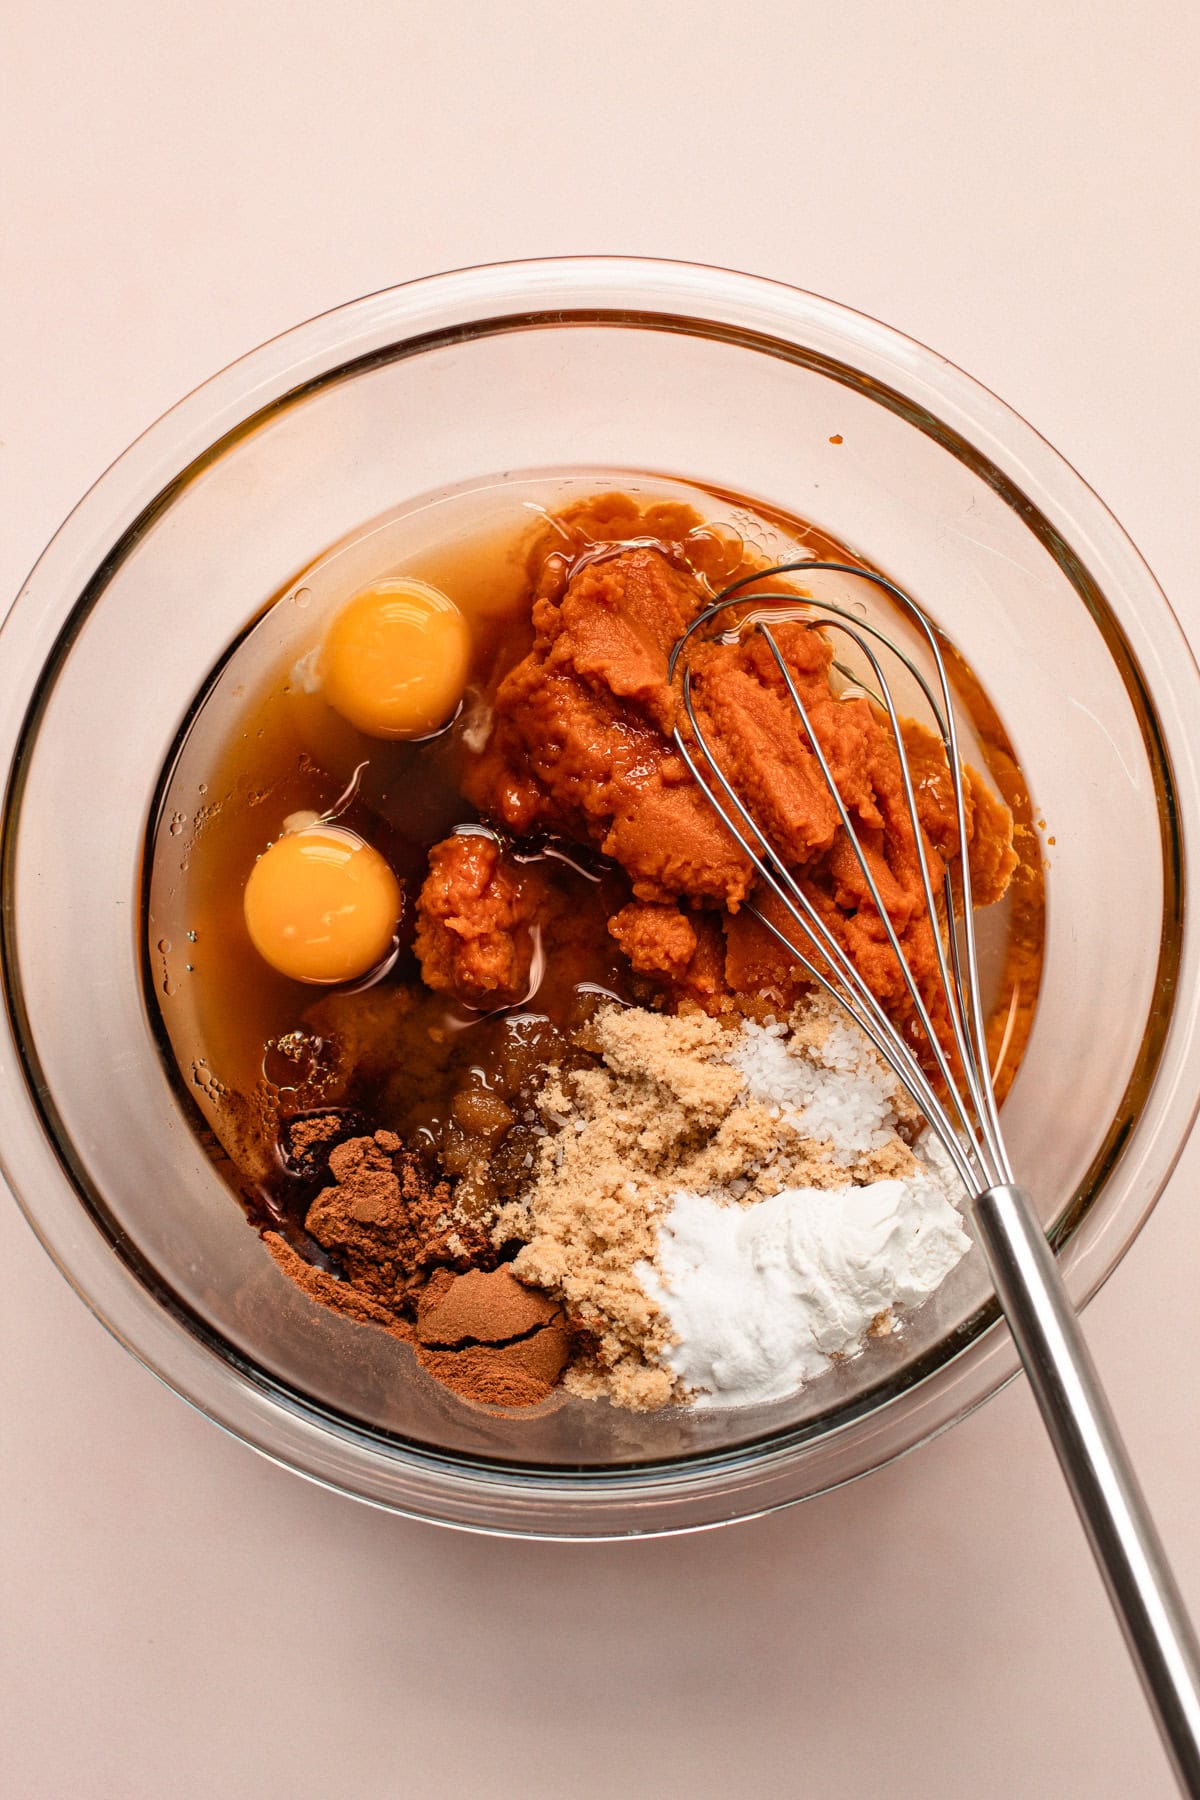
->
[727, 1014, 901, 1155]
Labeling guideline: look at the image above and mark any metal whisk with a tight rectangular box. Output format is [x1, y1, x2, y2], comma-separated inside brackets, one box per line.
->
[669, 561, 1200, 1795]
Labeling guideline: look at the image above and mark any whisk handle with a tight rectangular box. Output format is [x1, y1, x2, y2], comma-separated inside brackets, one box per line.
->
[972, 1182, 1200, 1795]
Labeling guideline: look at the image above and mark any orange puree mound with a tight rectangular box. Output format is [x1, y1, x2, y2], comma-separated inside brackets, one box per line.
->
[684, 621, 1016, 1020]
[549, 547, 696, 734]
[608, 901, 698, 981]
[723, 900, 809, 995]
[605, 902, 733, 1007]
[423, 506, 1018, 1032]
[524, 492, 749, 609]
[684, 624, 845, 868]
[413, 833, 535, 1010]
[676, 914, 731, 1006]
[462, 545, 754, 906]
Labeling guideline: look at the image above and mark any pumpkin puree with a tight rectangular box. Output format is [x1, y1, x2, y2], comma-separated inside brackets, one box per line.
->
[414, 500, 1017, 1035]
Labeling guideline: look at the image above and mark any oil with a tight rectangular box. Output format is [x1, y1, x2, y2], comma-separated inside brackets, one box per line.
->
[147, 470, 1045, 1233]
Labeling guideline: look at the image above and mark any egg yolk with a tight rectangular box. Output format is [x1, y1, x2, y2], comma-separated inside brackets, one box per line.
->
[243, 826, 402, 984]
[321, 578, 470, 739]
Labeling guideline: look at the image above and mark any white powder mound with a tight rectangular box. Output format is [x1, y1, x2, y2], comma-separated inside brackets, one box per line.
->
[727, 1015, 902, 1154]
[640, 1176, 972, 1408]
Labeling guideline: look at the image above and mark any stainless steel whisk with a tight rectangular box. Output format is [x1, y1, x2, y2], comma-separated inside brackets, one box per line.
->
[669, 561, 1200, 1795]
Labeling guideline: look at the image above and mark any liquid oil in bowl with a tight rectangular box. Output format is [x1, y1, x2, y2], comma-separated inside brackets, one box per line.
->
[146, 471, 1044, 1295]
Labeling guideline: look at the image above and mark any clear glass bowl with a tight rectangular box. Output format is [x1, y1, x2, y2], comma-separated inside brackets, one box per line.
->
[2, 257, 1197, 1537]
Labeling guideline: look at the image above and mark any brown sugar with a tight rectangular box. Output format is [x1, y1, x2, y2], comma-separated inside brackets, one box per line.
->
[507, 998, 920, 1409]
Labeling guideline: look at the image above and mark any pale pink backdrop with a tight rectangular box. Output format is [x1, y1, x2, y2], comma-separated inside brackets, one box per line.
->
[2, 3, 1198, 1795]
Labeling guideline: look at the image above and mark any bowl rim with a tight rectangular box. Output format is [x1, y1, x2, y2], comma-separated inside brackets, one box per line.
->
[2, 254, 1198, 1537]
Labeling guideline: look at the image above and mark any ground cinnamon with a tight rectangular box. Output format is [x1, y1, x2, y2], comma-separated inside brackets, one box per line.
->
[415, 1267, 569, 1407]
[266, 1122, 569, 1408]
[305, 1130, 494, 1305]
[265, 1232, 415, 1342]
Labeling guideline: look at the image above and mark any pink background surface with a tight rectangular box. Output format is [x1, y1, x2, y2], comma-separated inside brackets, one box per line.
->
[2, 4, 1198, 1795]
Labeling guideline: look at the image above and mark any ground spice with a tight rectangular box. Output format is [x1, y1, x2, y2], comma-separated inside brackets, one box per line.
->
[414, 1267, 569, 1407]
[417, 1265, 561, 1343]
[266, 1124, 570, 1408]
[286, 1112, 351, 1161]
[305, 1131, 494, 1305]
[414, 1337, 569, 1408]
[265, 1232, 415, 1342]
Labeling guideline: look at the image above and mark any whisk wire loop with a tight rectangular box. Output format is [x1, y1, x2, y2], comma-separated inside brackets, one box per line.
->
[675, 672, 982, 1195]
[669, 558, 1018, 1194]
[758, 618, 1006, 1188]
[686, 557, 1004, 1167]
[754, 621, 995, 1182]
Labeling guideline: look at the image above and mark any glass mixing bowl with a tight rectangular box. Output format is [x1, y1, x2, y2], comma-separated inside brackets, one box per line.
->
[2, 258, 1197, 1537]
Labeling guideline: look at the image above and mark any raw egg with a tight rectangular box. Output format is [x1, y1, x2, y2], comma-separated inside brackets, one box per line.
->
[243, 825, 402, 984]
[321, 578, 470, 739]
